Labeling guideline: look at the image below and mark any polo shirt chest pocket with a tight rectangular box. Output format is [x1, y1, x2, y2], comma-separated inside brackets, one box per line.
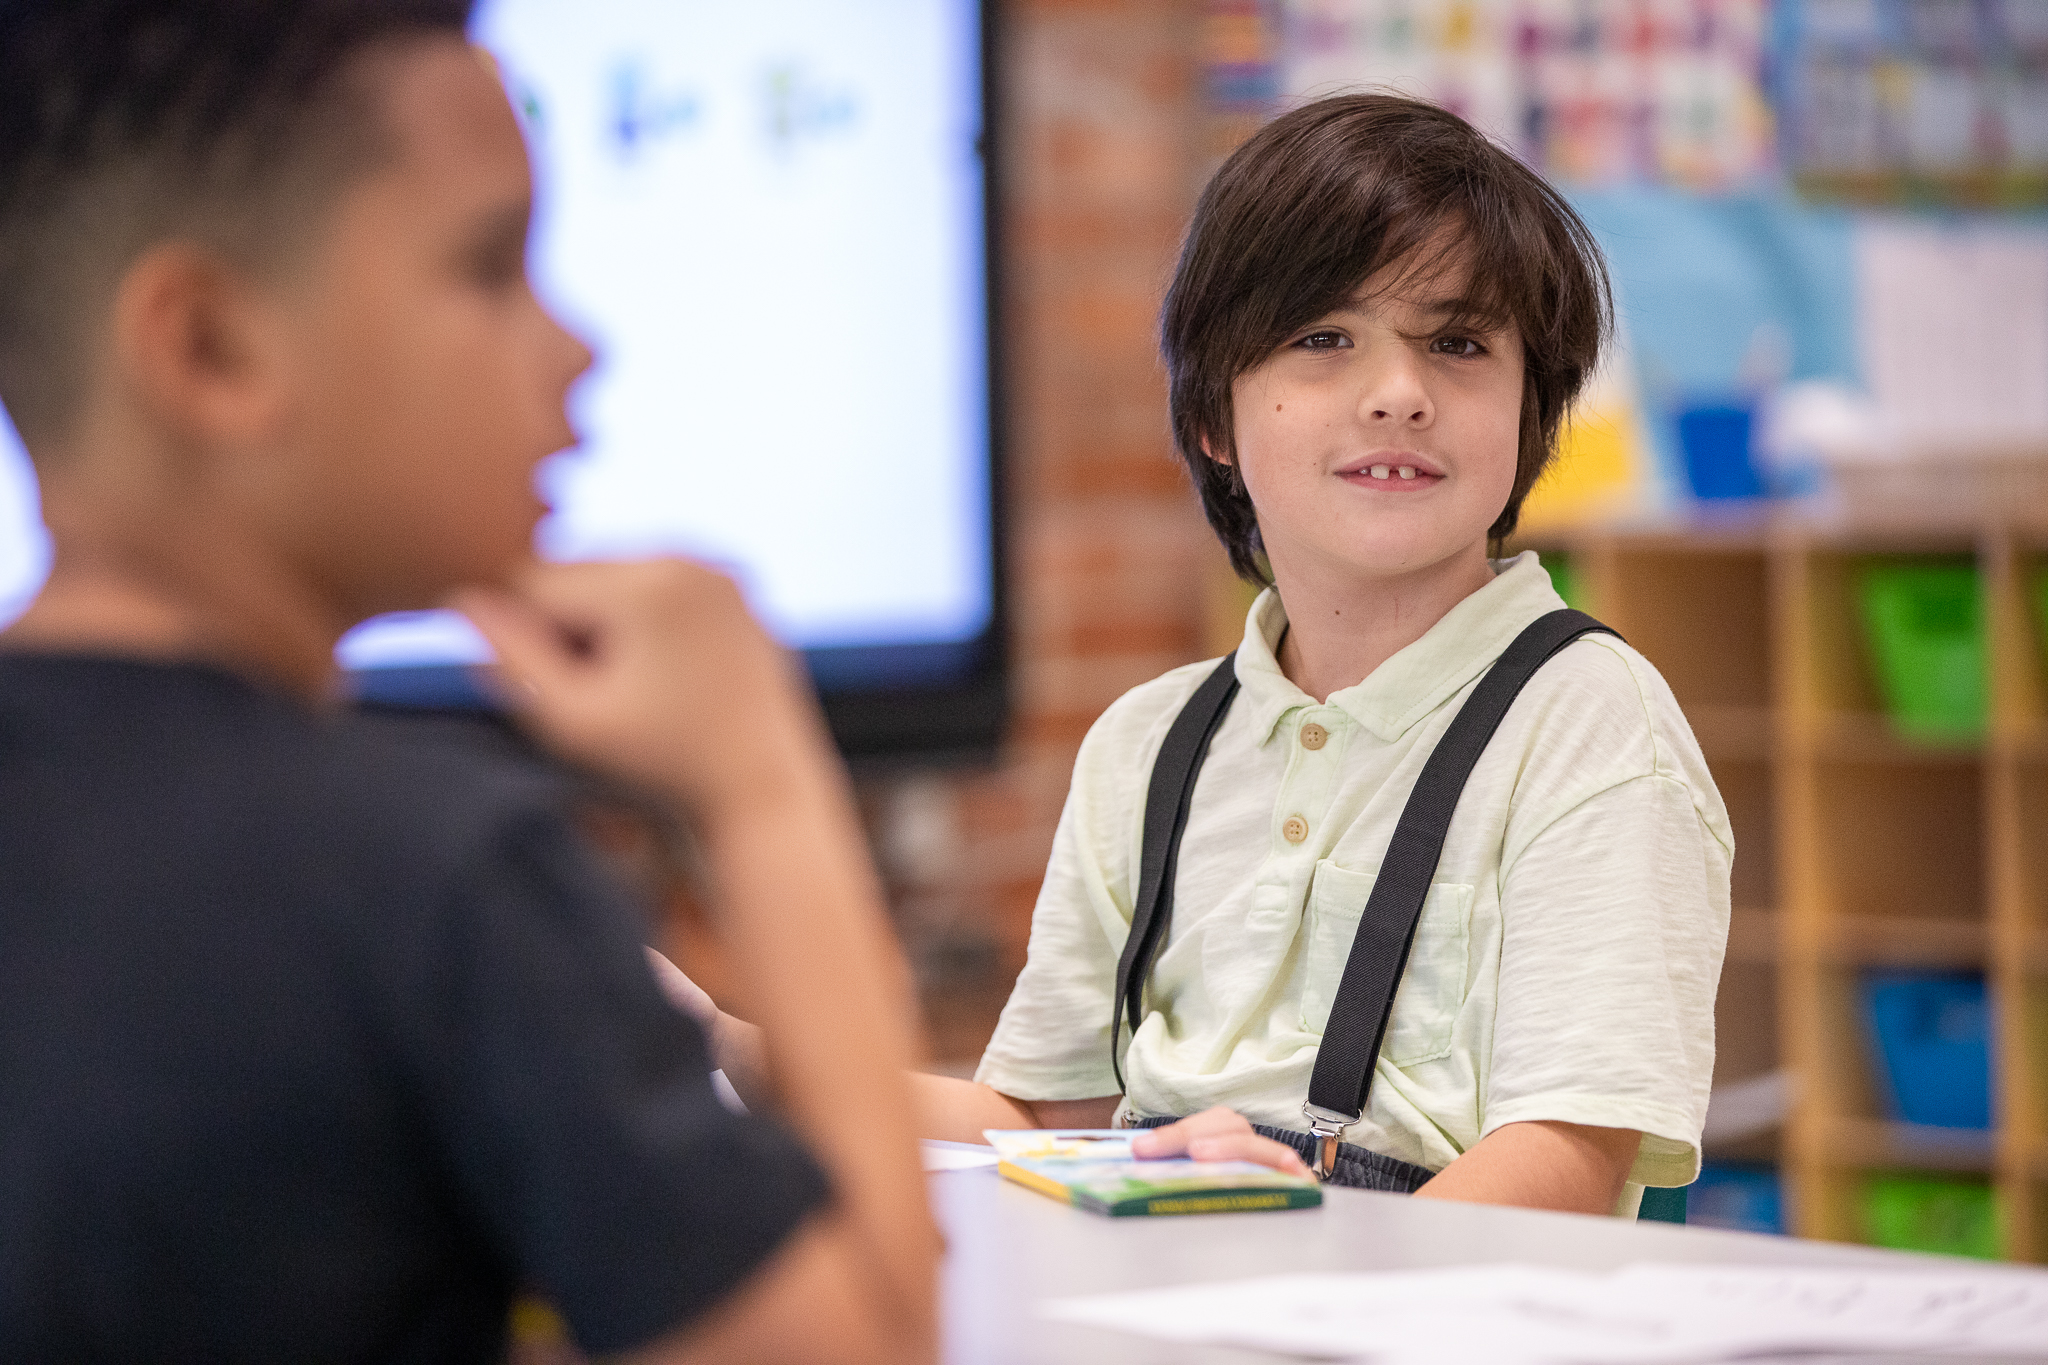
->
[1300, 861, 1474, 1067]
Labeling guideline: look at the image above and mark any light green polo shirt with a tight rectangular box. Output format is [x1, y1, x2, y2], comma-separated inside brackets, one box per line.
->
[976, 552, 1733, 1191]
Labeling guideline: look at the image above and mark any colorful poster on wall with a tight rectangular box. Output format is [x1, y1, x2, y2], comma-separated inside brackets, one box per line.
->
[1779, 0, 2048, 207]
[1279, 0, 1776, 191]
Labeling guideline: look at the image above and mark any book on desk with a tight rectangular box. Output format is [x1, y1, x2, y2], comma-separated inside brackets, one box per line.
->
[983, 1129, 1322, 1217]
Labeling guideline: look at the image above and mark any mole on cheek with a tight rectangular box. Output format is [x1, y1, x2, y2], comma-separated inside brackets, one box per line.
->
[1276, 404, 1283, 411]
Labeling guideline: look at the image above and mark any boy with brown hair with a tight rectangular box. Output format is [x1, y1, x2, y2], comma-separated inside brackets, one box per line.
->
[941, 94, 1732, 1212]
[0, 2, 934, 1360]
[683, 94, 1729, 1213]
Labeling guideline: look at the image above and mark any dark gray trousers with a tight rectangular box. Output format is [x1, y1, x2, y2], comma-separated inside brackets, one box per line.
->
[1130, 1115, 1435, 1194]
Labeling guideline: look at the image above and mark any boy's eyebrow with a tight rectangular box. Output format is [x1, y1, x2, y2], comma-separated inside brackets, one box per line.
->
[1333, 292, 1508, 330]
[1413, 295, 1494, 320]
[1340, 291, 1494, 319]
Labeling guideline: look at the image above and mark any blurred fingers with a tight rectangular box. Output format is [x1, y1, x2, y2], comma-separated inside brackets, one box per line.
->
[645, 947, 719, 1026]
[450, 586, 579, 701]
[1127, 1106, 1258, 1158]
[1185, 1133, 1312, 1176]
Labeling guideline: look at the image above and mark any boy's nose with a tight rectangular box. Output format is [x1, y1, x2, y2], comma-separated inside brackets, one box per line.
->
[1359, 362, 1433, 426]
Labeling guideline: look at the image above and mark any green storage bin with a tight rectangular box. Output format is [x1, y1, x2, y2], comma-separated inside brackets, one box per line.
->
[1858, 563, 1986, 740]
[2032, 569, 2048, 670]
[1862, 1174, 2002, 1260]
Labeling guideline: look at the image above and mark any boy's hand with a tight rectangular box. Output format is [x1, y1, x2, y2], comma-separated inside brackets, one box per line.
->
[645, 947, 719, 1028]
[1127, 1106, 1313, 1177]
[454, 560, 825, 816]
[465, 560, 939, 1356]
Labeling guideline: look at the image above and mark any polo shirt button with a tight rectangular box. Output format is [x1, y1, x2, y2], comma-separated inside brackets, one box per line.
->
[1300, 722, 1328, 750]
[1282, 814, 1309, 843]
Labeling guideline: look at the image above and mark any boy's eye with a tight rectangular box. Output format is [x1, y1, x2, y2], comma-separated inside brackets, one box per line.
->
[1431, 335, 1486, 357]
[470, 242, 527, 290]
[461, 204, 535, 293]
[1295, 329, 1349, 350]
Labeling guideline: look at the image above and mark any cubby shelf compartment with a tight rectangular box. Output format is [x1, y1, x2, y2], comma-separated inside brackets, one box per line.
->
[1687, 704, 1775, 762]
[1815, 1116, 1999, 1174]
[1807, 916, 1990, 969]
[1814, 713, 1983, 763]
[2021, 931, 2048, 975]
[1809, 761, 1985, 924]
[1507, 518, 2046, 1262]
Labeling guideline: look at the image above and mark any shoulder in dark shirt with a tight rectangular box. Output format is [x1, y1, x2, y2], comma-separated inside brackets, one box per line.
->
[0, 655, 827, 1364]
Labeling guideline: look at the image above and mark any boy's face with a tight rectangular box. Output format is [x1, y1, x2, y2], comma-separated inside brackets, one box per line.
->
[1223, 250, 1524, 588]
[253, 40, 591, 623]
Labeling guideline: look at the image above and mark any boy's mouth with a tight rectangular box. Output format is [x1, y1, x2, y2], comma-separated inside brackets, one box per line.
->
[1335, 453, 1446, 491]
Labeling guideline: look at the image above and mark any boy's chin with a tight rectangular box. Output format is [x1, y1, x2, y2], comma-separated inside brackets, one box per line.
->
[347, 554, 537, 621]
[1327, 530, 1489, 579]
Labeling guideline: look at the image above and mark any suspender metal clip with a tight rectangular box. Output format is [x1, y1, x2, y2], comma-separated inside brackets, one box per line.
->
[1302, 1103, 1355, 1183]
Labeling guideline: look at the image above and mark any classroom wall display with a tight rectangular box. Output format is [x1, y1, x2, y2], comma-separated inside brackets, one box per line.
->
[1205, 0, 1285, 159]
[0, 0, 1007, 759]
[1778, 0, 2048, 207]
[1280, 0, 1777, 191]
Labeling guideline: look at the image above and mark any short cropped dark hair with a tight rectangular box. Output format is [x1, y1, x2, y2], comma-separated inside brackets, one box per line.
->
[1161, 94, 1612, 582]
[0, 0, 475, 446]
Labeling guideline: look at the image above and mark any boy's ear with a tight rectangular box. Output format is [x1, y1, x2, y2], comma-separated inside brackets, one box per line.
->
[1198, 432, 1233, 467]
[111, 243, 287, 450]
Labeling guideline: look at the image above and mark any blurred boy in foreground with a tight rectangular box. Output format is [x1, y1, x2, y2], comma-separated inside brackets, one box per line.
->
[0, 2, 936, 1361]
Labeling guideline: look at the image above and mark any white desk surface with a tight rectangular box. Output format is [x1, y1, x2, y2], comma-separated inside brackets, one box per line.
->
[932, 1165, 2048, 1365]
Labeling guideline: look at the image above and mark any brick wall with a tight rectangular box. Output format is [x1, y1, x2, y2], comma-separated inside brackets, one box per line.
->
[859, 0, 1219, 1066]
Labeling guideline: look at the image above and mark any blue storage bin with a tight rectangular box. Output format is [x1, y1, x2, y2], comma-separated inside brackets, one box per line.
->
[1860, 972, 1991, 1130]
[1677, 404, 1765, 500]
[1687, 1163, 1784, 1235]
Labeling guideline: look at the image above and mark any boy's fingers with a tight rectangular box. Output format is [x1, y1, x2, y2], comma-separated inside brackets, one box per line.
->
[1127, 1106, 1256, 1158]
[450, 587, 581, 702]
[645, 947, 719, 1026]
[512, 556, 737, 622]
[1129, 1108, 1313, 1177]
[1185, 1134, 1312, 1176]
[1181, 1105, 1254, 1135]
[505, 558, 620, 616]
[1127, 1127, 1184, 1158]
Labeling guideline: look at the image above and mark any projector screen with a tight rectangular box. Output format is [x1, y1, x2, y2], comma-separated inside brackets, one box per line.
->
[0, 411, 46, 631]
[0, 0, 1004, 757]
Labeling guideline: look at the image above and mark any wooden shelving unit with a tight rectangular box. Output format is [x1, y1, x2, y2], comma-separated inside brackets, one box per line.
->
[1510, 514, 2048, 1261]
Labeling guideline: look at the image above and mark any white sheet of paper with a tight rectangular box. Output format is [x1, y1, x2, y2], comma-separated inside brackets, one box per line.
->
[920, 1140, 1000, 1172]
[1612, 1264, 2048, 1357]
[1041, 1262, 2048, 1363]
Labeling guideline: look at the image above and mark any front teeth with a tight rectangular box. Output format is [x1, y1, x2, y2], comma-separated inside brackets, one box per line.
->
[1366, 464, 1419, 480]
[1397, 466, 1415, 479]
[1370, 464, 1390, 479]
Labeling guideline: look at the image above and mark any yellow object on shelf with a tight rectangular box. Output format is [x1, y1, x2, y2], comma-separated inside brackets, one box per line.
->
[1519, 403, 1648, 530]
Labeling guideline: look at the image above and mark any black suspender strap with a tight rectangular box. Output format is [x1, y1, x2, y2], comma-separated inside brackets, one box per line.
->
[1112, 609, 1620, 1179]
[1299, 609, 1618, 1175]
[1111, 651, 1239, 1091]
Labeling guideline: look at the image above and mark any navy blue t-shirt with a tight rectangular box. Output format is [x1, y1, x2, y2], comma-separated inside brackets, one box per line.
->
[0, 655, 829, 1362]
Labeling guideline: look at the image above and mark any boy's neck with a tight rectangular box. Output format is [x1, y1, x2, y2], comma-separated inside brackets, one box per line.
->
[1270, 542, 1497, 703]
[4, 481, 347, 703]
